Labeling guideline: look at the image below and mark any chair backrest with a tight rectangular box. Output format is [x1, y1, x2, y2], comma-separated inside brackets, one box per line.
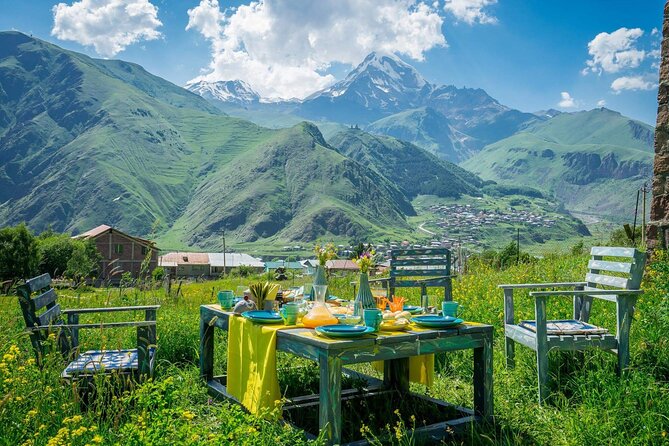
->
[585, 247, 646, 300]
[17, 273, 73, 363]
[389, 248, 453, 300]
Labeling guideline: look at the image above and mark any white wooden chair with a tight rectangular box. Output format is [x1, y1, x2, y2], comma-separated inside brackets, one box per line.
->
[499, 247, 646, 403]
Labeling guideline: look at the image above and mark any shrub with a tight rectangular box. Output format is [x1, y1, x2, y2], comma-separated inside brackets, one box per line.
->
[65, 239, 101, 285]
[152, 266, 166, 282]
[0, 223, 38, 281]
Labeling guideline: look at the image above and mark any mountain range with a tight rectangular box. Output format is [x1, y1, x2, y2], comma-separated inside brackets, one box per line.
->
[0, 31, 485, 248]
[188, 51, 654, 223]
[0, 31, 654, 250]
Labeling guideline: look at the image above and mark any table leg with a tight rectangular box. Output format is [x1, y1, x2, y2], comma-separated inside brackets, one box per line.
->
[319, 354, 342, 445]
[473, 334, 493, 421]
[200, 310, 214, 381]
[383, 357, 410, 392]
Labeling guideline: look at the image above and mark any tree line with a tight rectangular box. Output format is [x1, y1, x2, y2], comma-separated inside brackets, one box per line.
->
[0, 223, 101, 284]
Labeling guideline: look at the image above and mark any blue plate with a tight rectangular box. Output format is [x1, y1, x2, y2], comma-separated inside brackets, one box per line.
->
[403, 305, 423, 314]
[411, 315, 463, 329]
[315, 325, 375, 338]
[242, 310, 283, 324]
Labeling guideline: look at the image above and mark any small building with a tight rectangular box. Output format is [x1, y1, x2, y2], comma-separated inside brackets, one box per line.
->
[325, 259, 360, 273]
[300, 259, 319, 276]
[159, 252, 210, 277]
[74, 224, 158, 279]
[264, 261, 305, 274]
[208, 253, 265, 275]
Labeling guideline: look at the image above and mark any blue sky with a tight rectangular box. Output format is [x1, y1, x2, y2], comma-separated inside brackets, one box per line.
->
[0, 0, 664, 124]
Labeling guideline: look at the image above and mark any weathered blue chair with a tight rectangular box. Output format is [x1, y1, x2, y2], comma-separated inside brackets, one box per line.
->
[17, 273, 159, 381]
[370, 248, 454, 309]
[499, 247, 646, 403]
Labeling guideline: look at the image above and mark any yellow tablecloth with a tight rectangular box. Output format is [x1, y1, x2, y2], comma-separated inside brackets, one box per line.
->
[372, 327, 435, 387]
[227, 316, 293, 417]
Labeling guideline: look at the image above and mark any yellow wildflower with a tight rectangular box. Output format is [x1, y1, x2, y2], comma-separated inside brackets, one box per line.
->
[182, 410, 196, 421]
[92, 435, 103, 443]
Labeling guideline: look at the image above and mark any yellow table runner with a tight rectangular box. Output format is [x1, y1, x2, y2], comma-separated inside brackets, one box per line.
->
[372, 326, 435, 387]
[294, 328, 435, 387]
[227, 316, 294, 416]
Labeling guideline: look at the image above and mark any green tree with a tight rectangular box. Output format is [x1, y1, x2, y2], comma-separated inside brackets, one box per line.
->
[37, 233, 76, 277]
[65, 239, 101, 285]
[0, 224, 38, 281]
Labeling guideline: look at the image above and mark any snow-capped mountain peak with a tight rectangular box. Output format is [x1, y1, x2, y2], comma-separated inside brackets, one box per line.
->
[185, 79, 260, 105]
[308, 51, 433, 112]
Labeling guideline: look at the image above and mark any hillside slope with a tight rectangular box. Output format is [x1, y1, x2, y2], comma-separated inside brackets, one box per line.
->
[329, 128, 483, 199]
[461, 108, 654, 221]
[163, 123, 414, 247]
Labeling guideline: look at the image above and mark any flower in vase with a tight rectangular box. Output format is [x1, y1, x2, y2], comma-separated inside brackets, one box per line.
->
[354, 249, 376, 273]
[314, 243, 337, 266]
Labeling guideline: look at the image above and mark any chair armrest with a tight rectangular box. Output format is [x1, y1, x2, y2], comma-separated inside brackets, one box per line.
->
[62, 305, 160, 315]
[30, 320, 156, 331]
[368, 278, 389, 284]
[498, 282, 587, 290]
[529, 289, 642, 297]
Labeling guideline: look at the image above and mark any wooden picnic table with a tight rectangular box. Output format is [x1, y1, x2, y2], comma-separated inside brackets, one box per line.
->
[199, 304, 493, 445]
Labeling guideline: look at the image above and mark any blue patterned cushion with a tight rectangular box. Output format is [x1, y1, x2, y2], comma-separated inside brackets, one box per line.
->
[64, 348, 155, 375]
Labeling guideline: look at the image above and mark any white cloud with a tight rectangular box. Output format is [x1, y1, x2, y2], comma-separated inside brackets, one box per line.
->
[597, 99, 606, 107]
[610, 75, 657, 93]
[443, 0, 497, 25]
[583, 28, 646, 75]
[558, 91, 576, 108]
[51, 0, 162, 57]
[186, 0, 446, 99]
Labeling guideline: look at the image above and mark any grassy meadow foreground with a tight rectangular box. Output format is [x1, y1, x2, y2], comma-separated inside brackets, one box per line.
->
[1, 252, 669, 445]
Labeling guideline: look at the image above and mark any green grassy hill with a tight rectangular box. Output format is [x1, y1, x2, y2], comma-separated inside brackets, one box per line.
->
[330, 127, 483, 199]
[461, 108, 653, 222]
[160, 123, 414, 248]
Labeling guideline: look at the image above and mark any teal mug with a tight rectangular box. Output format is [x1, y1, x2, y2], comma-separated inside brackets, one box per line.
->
[280, 303, 299, 325]
[442, 301, 463, 318]
[363, 309, 383, 331]
[217, 290, 235, 310]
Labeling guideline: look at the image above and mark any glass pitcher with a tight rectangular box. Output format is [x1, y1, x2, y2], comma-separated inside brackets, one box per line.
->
[302, 284, 338, 328]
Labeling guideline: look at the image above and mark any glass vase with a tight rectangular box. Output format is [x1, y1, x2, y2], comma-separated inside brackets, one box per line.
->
[354, 272, 376, 316]
[302, 284, 338, 328]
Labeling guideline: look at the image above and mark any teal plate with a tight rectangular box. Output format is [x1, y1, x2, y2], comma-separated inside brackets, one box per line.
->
[315, 325, 375, 338]
[411, 315, 464, 329]
[403, 305, 423, 314]
[242, 310, 283, 324]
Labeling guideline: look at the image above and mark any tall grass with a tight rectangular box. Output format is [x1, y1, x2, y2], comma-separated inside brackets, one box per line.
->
[0, 252, 668, 445]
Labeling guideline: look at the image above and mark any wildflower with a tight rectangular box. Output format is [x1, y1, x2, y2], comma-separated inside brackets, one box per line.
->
[182, 410, 196, 421]
[27, 409, 38, 417]
[92, 435, 103, 444]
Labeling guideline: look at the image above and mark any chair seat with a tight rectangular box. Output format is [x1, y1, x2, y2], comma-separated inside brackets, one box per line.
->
[63, 348, 156, 378]
[519, 319, 608, 335]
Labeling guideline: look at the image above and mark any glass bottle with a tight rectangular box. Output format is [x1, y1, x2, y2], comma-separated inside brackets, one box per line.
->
[302, 284, 338, 328]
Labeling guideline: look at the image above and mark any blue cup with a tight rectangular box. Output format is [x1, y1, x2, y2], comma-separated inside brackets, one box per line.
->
[280, 303, 299, 325]
[442, 301, 462, 318]
[217, 290, 235, 309]
[363, 309, 382, 331]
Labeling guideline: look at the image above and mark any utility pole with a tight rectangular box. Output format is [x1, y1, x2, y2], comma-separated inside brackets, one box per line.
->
[642, 184, 647, 247]
[632, 189, 640, 244]
[222, 230, 227, 277]
[516, 228, 520, 265]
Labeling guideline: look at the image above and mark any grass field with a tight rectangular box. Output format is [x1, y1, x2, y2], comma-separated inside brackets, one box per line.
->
[1, 251, 669, 445]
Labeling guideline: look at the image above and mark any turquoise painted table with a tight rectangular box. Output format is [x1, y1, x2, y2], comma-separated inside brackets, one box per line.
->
[199, 304, 493, 445]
